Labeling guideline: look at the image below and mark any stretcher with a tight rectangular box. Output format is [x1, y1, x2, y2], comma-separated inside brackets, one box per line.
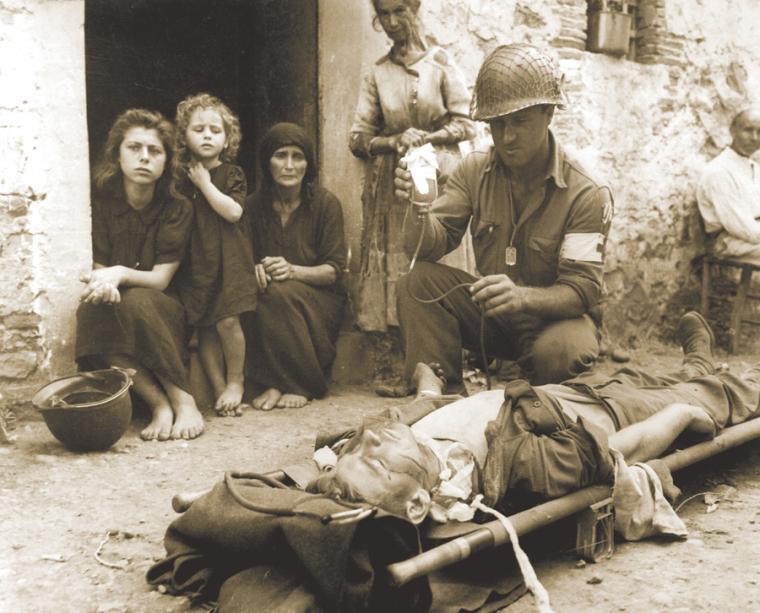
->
[171, 412, 760, 595]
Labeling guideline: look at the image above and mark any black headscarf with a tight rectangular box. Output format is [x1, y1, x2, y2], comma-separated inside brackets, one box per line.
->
[258, 123, 317, 199]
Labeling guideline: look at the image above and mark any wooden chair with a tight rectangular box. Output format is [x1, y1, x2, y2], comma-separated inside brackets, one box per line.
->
[701, 254, 760, 353]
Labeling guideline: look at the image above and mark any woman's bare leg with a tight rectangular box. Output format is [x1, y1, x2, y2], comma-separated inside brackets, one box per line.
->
[107, 354, 173, 441]
[155, 373, 205, 440]
[610, 403, 717, 464]
[215, 315, 246, 416]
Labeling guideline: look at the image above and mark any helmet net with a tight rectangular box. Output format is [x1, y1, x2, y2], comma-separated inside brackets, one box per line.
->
[470, 44, 567, 121]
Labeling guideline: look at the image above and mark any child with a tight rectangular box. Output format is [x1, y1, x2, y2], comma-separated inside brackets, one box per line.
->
[173, 93, 258, 417]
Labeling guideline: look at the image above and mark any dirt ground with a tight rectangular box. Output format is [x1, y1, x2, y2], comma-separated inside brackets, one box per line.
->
[3, 347, 760, 613]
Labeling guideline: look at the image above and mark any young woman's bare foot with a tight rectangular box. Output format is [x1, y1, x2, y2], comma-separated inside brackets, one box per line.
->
[214, 381, 244, 417]
[276, 393, 308, 409]
[253, 388, 282, 411]
[141, 405, 174, 441]
[170, 403, 205, 439]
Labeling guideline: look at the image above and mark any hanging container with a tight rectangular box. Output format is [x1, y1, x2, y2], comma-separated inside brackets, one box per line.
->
[587, 1, 632, 57]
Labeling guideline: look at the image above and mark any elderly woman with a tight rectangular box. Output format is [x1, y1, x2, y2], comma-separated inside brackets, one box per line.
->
[246, 123, 347, 410]
[349, 0, 475, 331]
[76, 109, 204, 441]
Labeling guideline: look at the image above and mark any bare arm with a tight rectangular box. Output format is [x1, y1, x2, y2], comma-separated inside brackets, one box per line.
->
[188, 162, 243, 223]
[610, 403, 716, 464]
[119, 262, 180, 291]
[258, 257, 336, 289]
[292, 263, 337, 286]
[80, 262, 180, 303]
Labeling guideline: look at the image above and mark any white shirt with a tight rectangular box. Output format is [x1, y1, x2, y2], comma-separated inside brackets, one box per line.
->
[697, 147, 760, 243]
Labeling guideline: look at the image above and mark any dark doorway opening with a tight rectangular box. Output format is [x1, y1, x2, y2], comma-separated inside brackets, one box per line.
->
[85, 0, 318, 190]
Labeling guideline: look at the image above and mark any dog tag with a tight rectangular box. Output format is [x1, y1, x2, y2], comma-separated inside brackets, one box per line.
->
[505, 246, 517, 266]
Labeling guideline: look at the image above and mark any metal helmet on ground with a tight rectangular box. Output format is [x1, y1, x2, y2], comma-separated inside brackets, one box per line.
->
[470, 43, 567, 121]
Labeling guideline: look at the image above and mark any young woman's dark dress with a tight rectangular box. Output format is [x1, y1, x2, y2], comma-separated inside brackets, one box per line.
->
[246, 184, 347, 399]
[76, 188, 193, 391]
[176, 163, 258, 326]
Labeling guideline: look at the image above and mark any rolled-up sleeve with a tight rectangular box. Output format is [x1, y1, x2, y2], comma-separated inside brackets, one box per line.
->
[316, 192, 347, 275]
[556, 185, 612, 310]
[439, 58, 475, 143]
[349, 70, 382, 159]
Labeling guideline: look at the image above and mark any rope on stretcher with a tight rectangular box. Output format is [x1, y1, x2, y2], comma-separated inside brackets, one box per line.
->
[472, 496, 554, 613]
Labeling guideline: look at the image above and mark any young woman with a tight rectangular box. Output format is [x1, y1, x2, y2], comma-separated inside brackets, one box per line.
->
[76, 109, 204, 441]
[245, 123, 347, 410]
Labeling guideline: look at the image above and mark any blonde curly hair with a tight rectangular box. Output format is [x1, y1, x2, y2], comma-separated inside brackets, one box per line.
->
[172, 93, 242, 190]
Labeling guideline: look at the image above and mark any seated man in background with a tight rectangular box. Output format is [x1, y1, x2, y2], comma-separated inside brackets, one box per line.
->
[309, 312, 760, 526]
[697, 106, 760, 263]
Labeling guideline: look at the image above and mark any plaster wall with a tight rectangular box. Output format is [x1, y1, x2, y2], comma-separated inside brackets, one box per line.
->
[318, 0, 388, 276]
[0, 0, 90, 401]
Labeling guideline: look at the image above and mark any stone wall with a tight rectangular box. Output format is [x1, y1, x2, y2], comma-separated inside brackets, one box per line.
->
[0, 0, 91, 403]
[415, 0, 760, 346]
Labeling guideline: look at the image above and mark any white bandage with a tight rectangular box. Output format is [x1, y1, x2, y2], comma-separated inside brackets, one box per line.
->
[313, 446, 338, 471]
[560, 232, 605, 262]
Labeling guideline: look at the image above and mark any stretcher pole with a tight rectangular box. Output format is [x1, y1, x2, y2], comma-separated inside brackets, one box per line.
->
[387, 418, 760, 587]
[662, 417, 760, 472]
[386, 485, 610, 587]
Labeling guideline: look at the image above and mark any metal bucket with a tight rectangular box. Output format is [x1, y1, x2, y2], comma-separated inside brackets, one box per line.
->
[587, 10, 632, 56]
[33, 368, 133, 451]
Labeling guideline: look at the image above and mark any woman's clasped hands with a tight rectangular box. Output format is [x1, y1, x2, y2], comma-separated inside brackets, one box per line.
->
[79, 266, 124, 304]
[255, 256, 294, 290]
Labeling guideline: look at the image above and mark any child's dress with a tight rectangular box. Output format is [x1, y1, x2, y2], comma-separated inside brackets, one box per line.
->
[177, 163, 258, 326]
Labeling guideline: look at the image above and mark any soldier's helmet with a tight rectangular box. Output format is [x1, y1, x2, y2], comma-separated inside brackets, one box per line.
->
[470, 43, 567, 121]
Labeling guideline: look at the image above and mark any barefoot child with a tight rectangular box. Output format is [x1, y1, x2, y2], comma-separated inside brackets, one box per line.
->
[174, 93, 258, 416]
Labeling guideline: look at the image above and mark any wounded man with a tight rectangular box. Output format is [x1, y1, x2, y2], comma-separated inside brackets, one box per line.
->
[149, 312, 760, 611]
[309, 312, 760, 528]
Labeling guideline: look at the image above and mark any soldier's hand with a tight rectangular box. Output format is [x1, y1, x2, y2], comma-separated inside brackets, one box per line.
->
[470, 274, 526, 317]
[394, 160, 413, 201]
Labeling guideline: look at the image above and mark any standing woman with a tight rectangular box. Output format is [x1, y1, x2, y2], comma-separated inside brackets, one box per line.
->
[246, 123, 347, 411]
[349, 0, 475, 331]
[76, 109, 204, 441]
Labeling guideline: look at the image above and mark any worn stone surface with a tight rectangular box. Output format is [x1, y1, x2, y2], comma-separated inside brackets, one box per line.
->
[0, 352, 38, 380]
[0, 0, 90, 401]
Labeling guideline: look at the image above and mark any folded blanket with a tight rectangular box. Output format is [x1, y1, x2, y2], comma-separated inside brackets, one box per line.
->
[146, 476, 431, 612]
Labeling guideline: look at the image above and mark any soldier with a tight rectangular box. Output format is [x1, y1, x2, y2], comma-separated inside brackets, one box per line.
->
[395, 43, 613, 391]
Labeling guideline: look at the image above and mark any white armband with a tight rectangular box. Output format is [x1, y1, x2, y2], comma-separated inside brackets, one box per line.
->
[560, 232, 605, 262]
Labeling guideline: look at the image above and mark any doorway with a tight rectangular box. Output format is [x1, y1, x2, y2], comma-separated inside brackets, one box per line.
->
[84, 0, 318, 189]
